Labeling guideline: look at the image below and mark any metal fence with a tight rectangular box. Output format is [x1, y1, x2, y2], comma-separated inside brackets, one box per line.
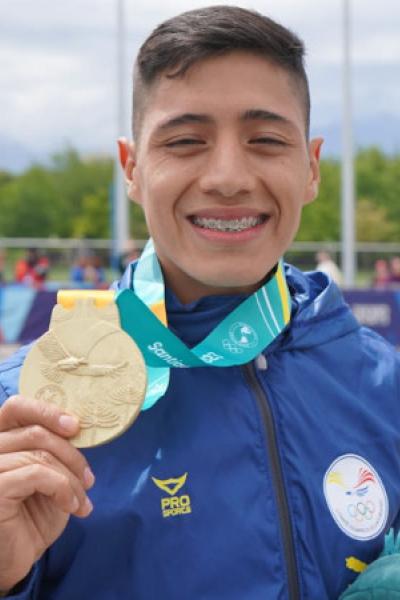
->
[1, 238, 400, 285]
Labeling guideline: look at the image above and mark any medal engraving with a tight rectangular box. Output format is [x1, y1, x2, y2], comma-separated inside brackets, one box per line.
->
[19, 296, 147, 447]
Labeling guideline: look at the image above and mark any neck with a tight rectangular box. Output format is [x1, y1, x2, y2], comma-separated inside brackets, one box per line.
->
[161, 265, 278, 305]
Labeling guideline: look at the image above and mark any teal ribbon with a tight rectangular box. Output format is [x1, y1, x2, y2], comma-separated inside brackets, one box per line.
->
[116, 239, 291, 410]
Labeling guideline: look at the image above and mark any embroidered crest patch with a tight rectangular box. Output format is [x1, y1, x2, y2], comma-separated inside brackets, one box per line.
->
[323, 454, 388, 541]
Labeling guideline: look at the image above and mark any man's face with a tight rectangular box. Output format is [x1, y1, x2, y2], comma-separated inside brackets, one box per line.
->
[125, 52, 322, 303]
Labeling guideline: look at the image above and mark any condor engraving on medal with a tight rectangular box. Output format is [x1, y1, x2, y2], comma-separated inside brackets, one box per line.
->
[19, 298, 147, 448]
[37, 327, 129, 384]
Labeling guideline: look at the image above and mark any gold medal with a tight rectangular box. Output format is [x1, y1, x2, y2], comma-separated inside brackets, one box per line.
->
[19, 290, 147, 448]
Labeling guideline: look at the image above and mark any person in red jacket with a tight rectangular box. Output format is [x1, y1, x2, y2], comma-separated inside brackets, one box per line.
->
[14, 248, 49, 288]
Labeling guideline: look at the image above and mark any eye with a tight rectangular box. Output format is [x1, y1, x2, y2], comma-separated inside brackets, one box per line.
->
[249, 137, 287, 146]
[165, 138, 206, 147]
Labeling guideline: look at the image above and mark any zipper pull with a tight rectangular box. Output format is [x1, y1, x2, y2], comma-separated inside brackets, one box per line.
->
[255, 354, 268, 371]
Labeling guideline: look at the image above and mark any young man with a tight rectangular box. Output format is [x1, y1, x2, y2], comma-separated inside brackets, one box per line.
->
[0, 6, 399, 599]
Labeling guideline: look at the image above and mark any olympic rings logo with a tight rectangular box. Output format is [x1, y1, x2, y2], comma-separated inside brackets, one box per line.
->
[347, 500, 375, 521]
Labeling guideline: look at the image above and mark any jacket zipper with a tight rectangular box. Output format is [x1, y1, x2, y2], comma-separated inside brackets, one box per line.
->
[242, 362, 300, 600]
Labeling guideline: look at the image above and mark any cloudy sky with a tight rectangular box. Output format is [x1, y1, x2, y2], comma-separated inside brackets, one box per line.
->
[1, 0, 399, 170]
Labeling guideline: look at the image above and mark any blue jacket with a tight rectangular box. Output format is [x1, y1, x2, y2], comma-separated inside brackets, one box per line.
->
[0, 265, 399, 600]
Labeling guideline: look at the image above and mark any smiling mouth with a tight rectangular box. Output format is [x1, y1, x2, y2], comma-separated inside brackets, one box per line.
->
[190, 214, 268, 233]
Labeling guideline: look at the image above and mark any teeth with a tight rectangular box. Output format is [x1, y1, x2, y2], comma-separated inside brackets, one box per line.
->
[192, 216, 263, 232]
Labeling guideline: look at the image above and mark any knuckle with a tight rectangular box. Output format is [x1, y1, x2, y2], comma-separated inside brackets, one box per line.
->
[57, 473, 72, 493]
[26, 424, 48, 446]
[31, 449, 53, 466]
[29, 463, 46, 478]
[1, 394, 23, 415]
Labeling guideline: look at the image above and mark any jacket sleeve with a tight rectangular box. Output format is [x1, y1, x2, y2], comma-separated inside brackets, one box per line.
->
[0, 563, 43, 599]
[0, 345, 33, 405]
[0, 380, 7, 406]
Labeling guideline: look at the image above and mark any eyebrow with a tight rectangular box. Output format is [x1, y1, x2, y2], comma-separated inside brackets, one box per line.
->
[155, 108, 293, 132]
[241, 109, 293, 127]
[157, 113, 213, 131]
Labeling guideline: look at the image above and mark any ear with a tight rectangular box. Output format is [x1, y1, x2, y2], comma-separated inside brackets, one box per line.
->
[117, 137, 141, 205]
[117, 137, 129, 169]
[304, 137, 324, 205]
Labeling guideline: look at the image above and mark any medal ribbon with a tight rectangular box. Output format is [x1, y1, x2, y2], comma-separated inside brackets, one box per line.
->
[115, 238, 291, 410]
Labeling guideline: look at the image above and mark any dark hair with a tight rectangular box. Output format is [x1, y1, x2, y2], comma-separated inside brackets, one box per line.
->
[133, 5, 310, 138]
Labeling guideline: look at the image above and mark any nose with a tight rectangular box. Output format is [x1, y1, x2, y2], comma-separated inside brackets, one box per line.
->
[198, 138, 256, 198]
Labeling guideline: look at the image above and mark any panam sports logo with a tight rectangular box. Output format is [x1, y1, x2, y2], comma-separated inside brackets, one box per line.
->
[229, 322, 258, 349]
[152, 472, 192, 518]
[323, 454, 388, 541]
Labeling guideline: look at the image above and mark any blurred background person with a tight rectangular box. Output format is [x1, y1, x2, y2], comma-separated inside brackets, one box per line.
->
[14, 248, 49, 288]
[315, 250, 343, 286]
[388, 256, 400, 287]
[372, 258, 391, 288]
[90, 255, 106, 288]
[117, 239, 140, 275]
[70, 252, 105, 287]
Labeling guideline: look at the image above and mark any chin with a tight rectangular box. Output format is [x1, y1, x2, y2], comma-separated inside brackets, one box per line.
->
[201, 270, 267, 293]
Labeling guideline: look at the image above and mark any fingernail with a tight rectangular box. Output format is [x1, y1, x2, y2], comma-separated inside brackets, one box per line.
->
[59, 414, 79, 432]
[83, 467, 95, 489]
[84, 497, 93, 514]
[71, 496, 79, 512]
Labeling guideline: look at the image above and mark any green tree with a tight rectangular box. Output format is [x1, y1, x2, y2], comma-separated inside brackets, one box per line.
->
[0, 148, 116, 238]
[296, 159, 341, 241]
[72, 190, 110, 238]
[356, 148, 400, 240]
[0, 166, 58, 236]
[49, 149, 114, 237]
[356, 198, 397, 242]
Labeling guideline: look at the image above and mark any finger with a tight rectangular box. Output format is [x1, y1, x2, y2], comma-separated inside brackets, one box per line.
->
[0, 396, 79, 438]
[0, 465, 93, 518]
[0, 451, 91, 515]
[0, 426, 95, 490]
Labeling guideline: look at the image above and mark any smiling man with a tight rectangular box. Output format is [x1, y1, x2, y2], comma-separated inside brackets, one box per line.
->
[0, 6, 399, 600]
[123, 50, 321, 302]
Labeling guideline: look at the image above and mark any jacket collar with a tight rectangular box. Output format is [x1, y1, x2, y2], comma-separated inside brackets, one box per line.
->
[112, 261, 359, 352]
